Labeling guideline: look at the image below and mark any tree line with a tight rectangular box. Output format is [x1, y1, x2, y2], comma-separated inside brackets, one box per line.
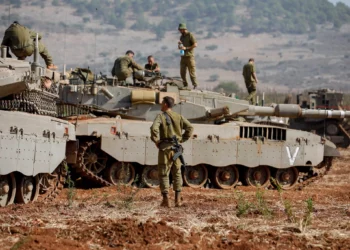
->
[4, 0, 350, 38]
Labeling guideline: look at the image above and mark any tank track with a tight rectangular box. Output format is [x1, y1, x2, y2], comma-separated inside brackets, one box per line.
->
[74, 140, 112, 187]
[0, 90, 57, 116]
[292, 157, 332, 191]
[37, 162, 67, 202]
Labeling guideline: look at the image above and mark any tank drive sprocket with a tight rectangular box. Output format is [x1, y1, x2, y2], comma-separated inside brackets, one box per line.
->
[75, 140, 112, 186]
[37, 162, 68, 202]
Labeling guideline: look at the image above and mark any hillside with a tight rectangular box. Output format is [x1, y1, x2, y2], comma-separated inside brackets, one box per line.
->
[0, 0, 350, 92]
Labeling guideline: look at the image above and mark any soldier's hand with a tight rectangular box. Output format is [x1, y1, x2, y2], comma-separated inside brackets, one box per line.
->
[155, 141, 160, 148]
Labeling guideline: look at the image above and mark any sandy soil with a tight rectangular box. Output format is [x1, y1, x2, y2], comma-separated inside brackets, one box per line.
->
[0, 149, 349, 250]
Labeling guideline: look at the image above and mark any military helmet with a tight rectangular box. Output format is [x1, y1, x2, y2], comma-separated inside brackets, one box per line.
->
[178, 23, 187, 30]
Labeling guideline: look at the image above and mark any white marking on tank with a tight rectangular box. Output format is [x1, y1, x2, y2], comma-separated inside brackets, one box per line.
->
[340, 111, 345, 119]
[286, 146, 299, 165]
[327, 110, 332, 118]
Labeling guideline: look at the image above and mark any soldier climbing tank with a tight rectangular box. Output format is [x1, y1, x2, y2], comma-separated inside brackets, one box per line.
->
[57, 72, 344, 190]
[0, 43, 76, 207]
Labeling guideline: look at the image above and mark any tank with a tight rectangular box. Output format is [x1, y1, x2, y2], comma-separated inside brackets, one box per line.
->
[0, 43, 76, 207]
[58, 74, 344, 190]
[288, 89, 350, 148]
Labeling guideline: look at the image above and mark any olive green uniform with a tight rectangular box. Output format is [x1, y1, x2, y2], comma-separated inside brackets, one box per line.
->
[150, 111, 193, 194]
[1, 22, 53, 66]
[242, 63, 257, 104]
[111, 56, 143, 81]
[145, 62, 159, 71]
[179, 32, 198, 87]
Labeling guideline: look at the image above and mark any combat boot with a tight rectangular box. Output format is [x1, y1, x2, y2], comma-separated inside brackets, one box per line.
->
[160, 193, 170, 207]
[175, 191, 182, 207]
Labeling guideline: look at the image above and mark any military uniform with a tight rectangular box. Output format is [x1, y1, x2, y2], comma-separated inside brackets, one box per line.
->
[145, 62, 159, 71]
[242, 63, 257, 104]
[1, 22, 53, 66]
[150, 111, 193, 194]
[179, 29, 198, 88]
[111, 56, 143, 81]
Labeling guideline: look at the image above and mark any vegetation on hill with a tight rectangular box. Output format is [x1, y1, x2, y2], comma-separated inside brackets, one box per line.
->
[3, 0, 350, 38]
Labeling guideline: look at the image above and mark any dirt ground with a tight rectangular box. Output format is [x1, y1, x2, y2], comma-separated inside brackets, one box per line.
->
[1, 150, 350, 250]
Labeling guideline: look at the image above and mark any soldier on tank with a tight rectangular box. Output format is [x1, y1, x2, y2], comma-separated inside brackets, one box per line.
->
[150, 96, 193, 208]
[1, 21, 57, 70]
[178, 23, 198, 89]
[242, 58, 259, 104]
[111, 50, 144, 82]
[145, 55, 160, 72]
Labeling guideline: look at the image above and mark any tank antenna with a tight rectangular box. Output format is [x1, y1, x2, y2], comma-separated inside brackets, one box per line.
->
[8, 2, 11, 26]
[262, 92, 265, 106]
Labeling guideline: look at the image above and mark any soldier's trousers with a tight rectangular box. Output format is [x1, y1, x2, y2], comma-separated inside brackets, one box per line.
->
[11, 40, 53, 66]
[180, 56, 198, 87]
[115, 69, 144, 83]
[245, 81, 257, 105]
[158, 148, 183, 194]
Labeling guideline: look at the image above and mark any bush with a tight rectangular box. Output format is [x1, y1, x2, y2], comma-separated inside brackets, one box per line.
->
[213, 81, 242, 96]
[208, 74, 219, 82]
[205, 44, 218, 51]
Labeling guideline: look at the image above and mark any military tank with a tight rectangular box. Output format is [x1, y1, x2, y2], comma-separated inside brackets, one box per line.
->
[57, 74, 346, 190]
[288, 89, 350, 148]
[0, 41, 76, 207]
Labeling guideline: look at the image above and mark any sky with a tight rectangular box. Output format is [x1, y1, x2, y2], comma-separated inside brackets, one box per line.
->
[328, 0, 350, 6]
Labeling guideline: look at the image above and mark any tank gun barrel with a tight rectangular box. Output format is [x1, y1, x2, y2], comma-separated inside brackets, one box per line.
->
[236, 104, 350, 119]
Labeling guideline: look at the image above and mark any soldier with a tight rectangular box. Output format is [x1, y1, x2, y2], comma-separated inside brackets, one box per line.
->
[150, 96, 193, 208]
[242, 58, 259, 104]
[178, 23, 198, 89]
[111, 50, 144, 81]
[145, 55, 160, 72]
[1, 21, 57, 69]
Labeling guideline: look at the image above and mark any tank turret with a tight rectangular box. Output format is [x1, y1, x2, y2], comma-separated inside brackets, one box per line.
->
[57, 76, 350, 125]
[0, 44, 59, 116]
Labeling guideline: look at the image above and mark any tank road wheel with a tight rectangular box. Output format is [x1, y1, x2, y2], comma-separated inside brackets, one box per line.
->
[105, 162, 135, 185]
[243, 166, 271, 187]
[141, 165, 159, 188]
[15, 175, 39, 204]
[37, 163, 67, 202]
[273, 167, 299, 190]
[212, 165, 239, 189]
[183, 164, 208, 188]
[0, 174, 16, 207]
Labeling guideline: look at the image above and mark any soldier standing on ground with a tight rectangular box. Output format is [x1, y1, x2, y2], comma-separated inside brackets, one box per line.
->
[1, 21, 57, 69]
[150, 96, 193, 208]
[145, 55, 160, 72]
[178, 23, 198, 89]
[242, 58, 259, 104]
[111, 50, 144, 81]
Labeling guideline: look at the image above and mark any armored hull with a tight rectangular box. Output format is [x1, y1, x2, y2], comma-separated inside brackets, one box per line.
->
[0, 110, 75, 206]
[67, 116, 337, 190]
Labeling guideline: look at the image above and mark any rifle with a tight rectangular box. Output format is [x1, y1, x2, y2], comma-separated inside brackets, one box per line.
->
[171, 135, 186, 172]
